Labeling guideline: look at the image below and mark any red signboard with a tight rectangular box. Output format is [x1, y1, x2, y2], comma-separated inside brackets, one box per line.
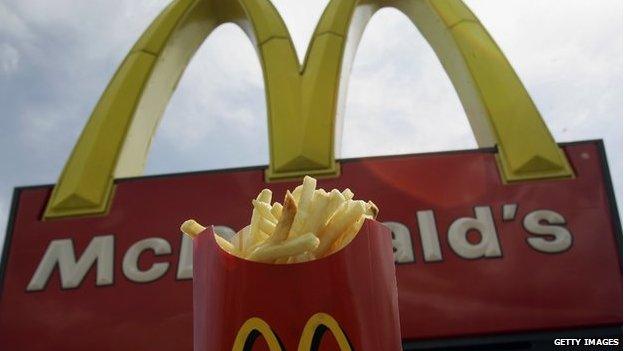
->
[0, 141, 621, 350]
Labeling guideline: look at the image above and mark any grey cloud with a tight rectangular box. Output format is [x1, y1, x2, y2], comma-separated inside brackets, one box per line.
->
[146, 23, 269, 173]
[0, 43, 19, 74]
[341, 7, 477, 158]
[0, 0, 171, 253]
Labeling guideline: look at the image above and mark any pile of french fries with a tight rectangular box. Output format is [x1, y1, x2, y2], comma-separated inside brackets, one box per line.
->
[181, 176, 378, 263]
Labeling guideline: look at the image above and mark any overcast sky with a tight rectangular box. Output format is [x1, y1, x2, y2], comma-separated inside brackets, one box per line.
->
[0, 0, 621, 252]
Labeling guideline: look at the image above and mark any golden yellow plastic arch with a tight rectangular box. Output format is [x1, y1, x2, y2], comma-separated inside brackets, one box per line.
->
[297, 312, 352, 351]
[232, 317, 283, 351]
[231, 313, 350, 351]
[44, 0, 572, 218]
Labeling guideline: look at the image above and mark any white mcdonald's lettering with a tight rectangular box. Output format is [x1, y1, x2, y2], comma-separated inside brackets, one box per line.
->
[27, 235, 114, 291]
[386, 207, 573, 262]
[523, 210, 572, 253]
[176, 234, 194, 280]
[25, 207, 573, 291]
[415, 211, 442, 262]
[447, 206, 502, 259]
[122, 237, 172, 283]
[385, 221, 416, 264]
[231, 313, 351, 351]
[26, 226, 235, 291]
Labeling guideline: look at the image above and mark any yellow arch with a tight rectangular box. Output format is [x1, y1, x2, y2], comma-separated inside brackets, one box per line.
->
[44, 0, 572, 218]
[297, 312, 352, 351]
[232, 317, 284, 351]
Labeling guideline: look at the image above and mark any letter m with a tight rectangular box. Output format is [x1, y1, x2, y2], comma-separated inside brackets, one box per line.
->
[27, 235, 114, 291]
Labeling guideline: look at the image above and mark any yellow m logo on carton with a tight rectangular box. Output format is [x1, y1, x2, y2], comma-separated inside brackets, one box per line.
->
[232, 313, 351, 351]
[45, 0, 573, 218]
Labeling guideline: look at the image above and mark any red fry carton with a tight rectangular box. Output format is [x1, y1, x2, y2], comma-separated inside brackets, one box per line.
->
[193, 219, 402, 351]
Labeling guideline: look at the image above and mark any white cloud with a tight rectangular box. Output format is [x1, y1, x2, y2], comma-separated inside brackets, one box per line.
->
[0, 196, 6, 254]
[145, 0, 333, 172]
[465, 0, 622, 210]
[0, 43, 19, 74]
[342, 8, 476, 158]
[270, 0, 329, 63]
[146, 24, 268, 171]
[0, 2, 33, 41]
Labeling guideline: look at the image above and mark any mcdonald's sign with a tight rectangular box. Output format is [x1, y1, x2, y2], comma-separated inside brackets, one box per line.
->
[0, 0, 621, 350]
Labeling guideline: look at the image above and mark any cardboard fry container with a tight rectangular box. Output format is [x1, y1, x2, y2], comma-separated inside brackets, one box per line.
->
[193, 219, 401, 351]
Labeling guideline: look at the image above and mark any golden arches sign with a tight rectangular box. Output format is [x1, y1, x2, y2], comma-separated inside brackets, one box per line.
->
[45, 0, 573, 218]
[232, 313, 351, 351]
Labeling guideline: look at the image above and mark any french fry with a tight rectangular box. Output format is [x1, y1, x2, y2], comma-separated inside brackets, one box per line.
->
[328, 216, 365, 255]
[245, 189, 275, 251]
[314, 200, 367, 257]
[342, 188, 354, 200]
[257, 189, 272, 204]
[180, 219, 206, 238]
[365, 201, 379, 219]
[274, 257, 290, 264]
[270, 202, 283, 220]
[252, 200, 278, 224]
[259, 217, 276, 235]
[290, 176, 317, 237]
[248, 232, 320, 263]
[265, 191, 297, 245]
[298, 190, 330, 235]
[287, 252, 316, 264]
[246, 214, 260, 253]
[233, 225, 250, 253]
[214, 234, 237, 255]
[181, 220, 239, 256]
[291, 185, 303, 202]
[299, 176, 316, 210]
[183, 176, 380, 264]
[326, 189, 346, 216]
[244, 231, 270, 255]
